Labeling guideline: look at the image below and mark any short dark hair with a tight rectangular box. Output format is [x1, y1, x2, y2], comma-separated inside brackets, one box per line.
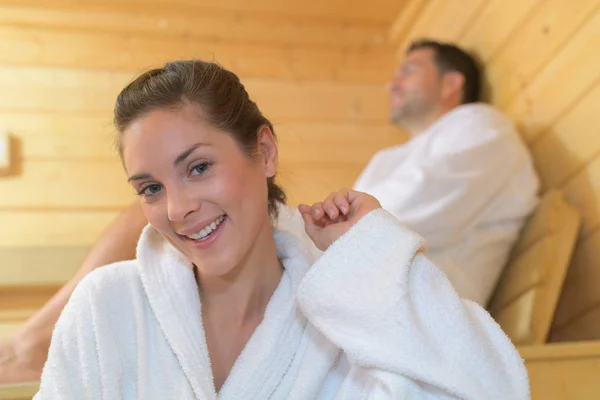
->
[408, 39, 481, 104]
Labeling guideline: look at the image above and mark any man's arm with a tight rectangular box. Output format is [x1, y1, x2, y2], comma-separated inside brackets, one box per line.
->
[0, 202, 147, 383]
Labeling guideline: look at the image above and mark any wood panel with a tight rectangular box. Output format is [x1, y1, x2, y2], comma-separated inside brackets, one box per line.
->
[0, 113, 116, 159]
[459, 0, 544, 62]
[0, 160, 132, 209]
[0, 25, 395, 84]
[552, 306, 600, 343]
[531, 81, 600, 190]
[551, 230, 600, 333]
[279, 162, 365, 206]
[0, 287, 59, 317]
[521, 341, 600, 400]
[505, 7, 600, 144]
[0, 66, 390, 123]
[388, 0, 429, 46]
[0, 210, 122, 247]
[0, 247, 89, 286]
[396, 0, 489, 53]
[488, 190, 581, 345]
[0, 0, 406, 25]
[276, 124, 403, 164]
[0, 113, 402, 161]
[485, 0, 600, 107]
[560, 157, 600, 237]
[0, 4, 388, 49]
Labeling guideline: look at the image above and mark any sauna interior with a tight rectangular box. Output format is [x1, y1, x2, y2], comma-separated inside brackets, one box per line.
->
[1, 0, 600, 398]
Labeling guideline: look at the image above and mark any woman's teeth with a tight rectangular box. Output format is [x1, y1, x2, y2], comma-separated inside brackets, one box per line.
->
[186, 215, 225, 241]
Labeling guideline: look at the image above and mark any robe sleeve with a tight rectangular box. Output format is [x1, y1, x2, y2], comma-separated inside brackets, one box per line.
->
[296, 209, 530, 399]
[33, 278, 103, 399]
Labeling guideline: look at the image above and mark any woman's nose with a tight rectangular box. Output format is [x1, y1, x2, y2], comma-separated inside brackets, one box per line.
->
[167, 188, 200, 222]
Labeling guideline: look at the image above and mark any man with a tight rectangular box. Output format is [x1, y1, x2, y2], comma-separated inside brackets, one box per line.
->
[0, 40, 539, 383]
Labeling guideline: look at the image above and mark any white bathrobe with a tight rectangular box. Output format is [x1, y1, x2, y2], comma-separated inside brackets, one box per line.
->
[354, 103, 539, 305]
[35, 209, 529, 399]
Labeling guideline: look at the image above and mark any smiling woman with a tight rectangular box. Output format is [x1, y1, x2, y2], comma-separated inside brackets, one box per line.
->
[33, 60, 530, 399]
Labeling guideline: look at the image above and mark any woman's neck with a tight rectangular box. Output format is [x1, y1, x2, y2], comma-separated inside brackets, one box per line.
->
[197, 220, 283, 326]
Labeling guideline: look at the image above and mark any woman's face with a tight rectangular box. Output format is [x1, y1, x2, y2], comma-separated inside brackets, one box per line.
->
[122, 104, 278, 277]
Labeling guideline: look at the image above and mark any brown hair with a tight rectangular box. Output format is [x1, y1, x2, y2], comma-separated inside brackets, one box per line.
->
[114, 60, 286, 219]
[408, 39, 481, 104]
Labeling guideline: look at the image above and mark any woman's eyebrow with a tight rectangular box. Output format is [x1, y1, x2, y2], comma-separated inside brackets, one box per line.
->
[173, 143, 208, 167]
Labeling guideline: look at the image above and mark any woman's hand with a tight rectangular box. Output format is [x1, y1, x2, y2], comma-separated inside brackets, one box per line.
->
[298, 189, 382, 251]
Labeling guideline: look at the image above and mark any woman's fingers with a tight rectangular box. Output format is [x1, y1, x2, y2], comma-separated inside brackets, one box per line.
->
[333, 189, 351, 215]
[322, 194, 340, 220]
[311, 202, 325, 220]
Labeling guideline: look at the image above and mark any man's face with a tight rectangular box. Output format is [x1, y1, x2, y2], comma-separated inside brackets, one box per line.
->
[387, 48, 444, 126]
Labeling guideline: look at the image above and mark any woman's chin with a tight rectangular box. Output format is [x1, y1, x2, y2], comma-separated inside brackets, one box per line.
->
[190, 253, 237, 280]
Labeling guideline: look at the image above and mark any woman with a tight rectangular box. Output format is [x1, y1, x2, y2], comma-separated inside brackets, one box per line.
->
[34, 60, 529, 399]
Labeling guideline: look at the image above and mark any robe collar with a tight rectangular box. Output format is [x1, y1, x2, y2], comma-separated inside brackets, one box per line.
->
[136, 224, 315, 399]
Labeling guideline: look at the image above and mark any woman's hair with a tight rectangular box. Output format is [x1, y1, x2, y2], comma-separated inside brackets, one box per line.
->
[114, 60, 287, 219]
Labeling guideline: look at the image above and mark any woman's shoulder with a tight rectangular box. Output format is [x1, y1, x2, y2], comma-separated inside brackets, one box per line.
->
[71, 260, 145, 305]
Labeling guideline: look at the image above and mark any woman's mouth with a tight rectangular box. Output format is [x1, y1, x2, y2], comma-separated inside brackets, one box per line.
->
[183, 215, 226, 242]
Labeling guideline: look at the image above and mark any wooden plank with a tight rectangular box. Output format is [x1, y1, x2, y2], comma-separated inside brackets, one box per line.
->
[560, 156, 600, 236]
[0, 286, 59, 311]
[0, 246, 89, 286]
[486, 0, 600, 108]
[0, 159, 134, 209]
[0, 4, 388, 50]
[551, 306, 600, 342]
[276, 124, 405, 164]
[0, 210, 122, 247]
[506, 7, 600, 144]
[388, 0, 429, 46]
[0, 25, 395, 84]
[520, 340, 600, 361]
[0, 114, 404, 160]
[0, 131, 9, 173]
[489, 190, 581, 345]
[459, 0, 543, 62]
[524, 345, 600, 400]
[279, 162, 365, 206]
[0, 66, 390, 123]
[0, 113, 117, 159]
[0, 0, 406, 24]
[552, 230, 600, 332]
[397, 0, 489, 52]
[510, 190, 569, 257]
[531, 80, 600, 190]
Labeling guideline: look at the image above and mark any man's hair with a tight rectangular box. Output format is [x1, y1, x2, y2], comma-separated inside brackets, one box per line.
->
[408, 39, 481, 104]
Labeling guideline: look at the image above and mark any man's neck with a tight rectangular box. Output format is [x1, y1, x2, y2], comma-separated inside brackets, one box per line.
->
[404, 104, 457, 137]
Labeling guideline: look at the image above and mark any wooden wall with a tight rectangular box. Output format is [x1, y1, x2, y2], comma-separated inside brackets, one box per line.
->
[0, 0, 406, 286]
[389, 0, 600, 342]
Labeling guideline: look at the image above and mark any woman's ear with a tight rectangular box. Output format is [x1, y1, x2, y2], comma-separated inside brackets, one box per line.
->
[257, 125, 278, 179]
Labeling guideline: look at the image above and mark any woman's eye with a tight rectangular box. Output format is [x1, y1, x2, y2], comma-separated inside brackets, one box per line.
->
[139, 184, 162, 197]
[191, 162, 211, 176]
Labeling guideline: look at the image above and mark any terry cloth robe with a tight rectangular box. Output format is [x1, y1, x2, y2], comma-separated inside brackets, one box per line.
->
[353, 103, 540, 306]
[35, 209, 530, 399]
